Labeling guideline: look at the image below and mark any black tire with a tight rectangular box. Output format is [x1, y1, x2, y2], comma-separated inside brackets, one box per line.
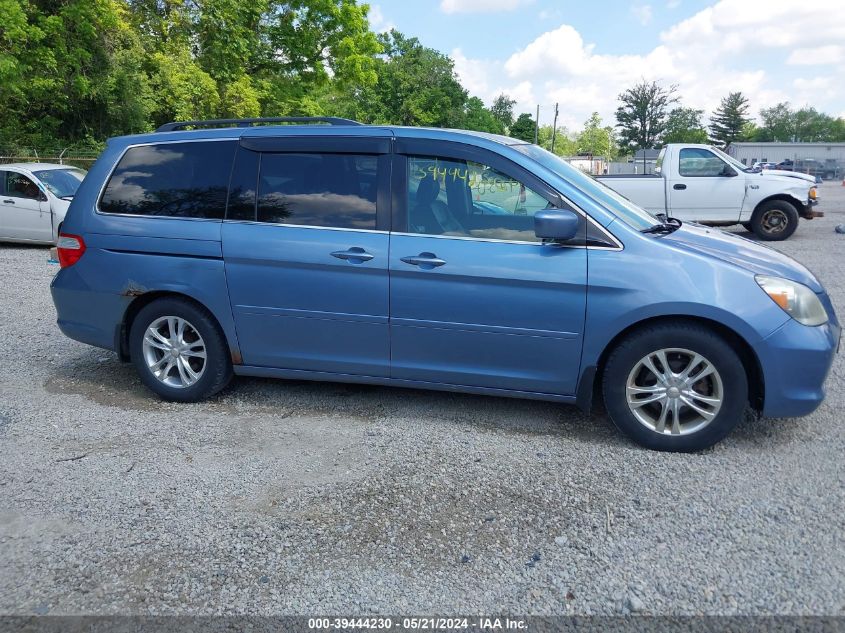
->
[602, 322, 748, 452]
[129, 297, 232, 402]
[749, 200, 799, 241]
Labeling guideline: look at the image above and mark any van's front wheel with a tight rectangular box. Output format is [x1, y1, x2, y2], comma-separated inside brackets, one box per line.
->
[602, 323, 748, 452]
[129, 298, 232, 402]
[750, 200, 799, 241]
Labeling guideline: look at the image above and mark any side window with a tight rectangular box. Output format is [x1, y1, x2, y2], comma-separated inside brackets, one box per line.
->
[226, 148, 259, 221]
[678, 148, 731, 177]
[256, 153, 377, 229]
[99, 141, 236, 218]
[6, 172, 42, 200]
[407, 155, 556, 242]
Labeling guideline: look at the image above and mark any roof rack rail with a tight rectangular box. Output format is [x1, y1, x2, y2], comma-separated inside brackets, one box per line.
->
[155, 116, 362, 132]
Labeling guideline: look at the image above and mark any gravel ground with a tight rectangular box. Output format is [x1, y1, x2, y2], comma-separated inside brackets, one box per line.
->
[0, 182, 843, 616]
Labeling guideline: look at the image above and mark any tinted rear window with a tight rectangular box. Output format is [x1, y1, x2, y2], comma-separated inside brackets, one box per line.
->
[256, 153, 378, 229]
[100, 141, 236, 219]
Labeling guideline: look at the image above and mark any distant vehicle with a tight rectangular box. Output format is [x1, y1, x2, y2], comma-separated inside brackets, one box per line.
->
[752, 161, 778, 171]
[49, 117, 840, 453]
[774, 158, 840, 181]
[596, 144, 820, 241]
[0, 163, 87, 244]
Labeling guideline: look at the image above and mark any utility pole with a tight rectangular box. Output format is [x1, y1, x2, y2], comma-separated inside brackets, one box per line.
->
[550, 103, 559, 153]
[534, 104, 539, 144]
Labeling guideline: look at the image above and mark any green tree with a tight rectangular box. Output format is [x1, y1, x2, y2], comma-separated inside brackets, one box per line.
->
[147, 49, 220, 125]
[463, 97, 504, 134]
[615, 80, 678, 153]
[346, 30, 467, 127]
[490, 94, 516, 132]
[758, 102, 794, 141]
[509, 112, 536, 143]
[663, 107, 708, 144]
[576, 112, 618, 158]
[538, 125, 576, 156]
[709, 92, 751, 146]
[0, 0, 152, 147]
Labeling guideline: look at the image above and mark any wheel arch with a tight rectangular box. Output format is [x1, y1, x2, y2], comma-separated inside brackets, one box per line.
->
[117, 290, 240, 365]
[753, 193, 803, 214]
[578, 314, 764, 414]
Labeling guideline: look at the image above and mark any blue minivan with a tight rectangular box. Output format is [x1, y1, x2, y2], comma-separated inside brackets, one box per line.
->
[51, 117, 840, 451]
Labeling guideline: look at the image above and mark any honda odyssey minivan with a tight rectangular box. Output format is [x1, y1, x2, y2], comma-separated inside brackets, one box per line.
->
[50, 117, 840, 451]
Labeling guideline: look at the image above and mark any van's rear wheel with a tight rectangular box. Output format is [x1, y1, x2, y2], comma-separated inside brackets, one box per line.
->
[129, 298, 232, 402]
[602, 322, 748, 452]
[750, 200, 799, 241]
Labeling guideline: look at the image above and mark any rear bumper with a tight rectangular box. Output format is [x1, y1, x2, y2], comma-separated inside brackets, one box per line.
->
[51, 268, 125, 352]
[755, 306, 840, 418]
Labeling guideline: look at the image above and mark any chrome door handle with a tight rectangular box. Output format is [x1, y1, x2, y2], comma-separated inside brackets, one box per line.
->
[400, 253, 446, 268]
[330, 247, 374, 262]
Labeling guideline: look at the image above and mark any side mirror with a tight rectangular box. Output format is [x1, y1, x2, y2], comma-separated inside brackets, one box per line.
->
[534, 209, 580, 243]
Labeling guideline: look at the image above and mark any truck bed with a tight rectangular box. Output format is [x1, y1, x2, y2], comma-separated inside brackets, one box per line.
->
[595, 174, 666, 215]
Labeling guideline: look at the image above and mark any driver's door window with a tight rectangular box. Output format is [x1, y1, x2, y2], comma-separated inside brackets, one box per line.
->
[5, 172, 42, 200]
[678, 148, 732, 177]
[407, 156, 557, 242]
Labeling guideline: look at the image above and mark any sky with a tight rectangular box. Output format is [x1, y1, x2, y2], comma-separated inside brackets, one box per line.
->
[367, 0, 845, 131]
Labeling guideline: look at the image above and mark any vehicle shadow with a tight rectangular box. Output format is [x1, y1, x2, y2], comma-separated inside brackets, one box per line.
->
[44, 346, 807, 452]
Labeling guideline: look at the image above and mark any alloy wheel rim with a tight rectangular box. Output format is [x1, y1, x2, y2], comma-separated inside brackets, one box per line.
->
[761, 209, 788, 234]
[142, 316, 207, 389]
[625, 347, 723, 436]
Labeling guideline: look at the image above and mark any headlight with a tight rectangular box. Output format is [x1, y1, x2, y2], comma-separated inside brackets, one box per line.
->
[809, 187, 817, 200]
[756, 275, 828, 326]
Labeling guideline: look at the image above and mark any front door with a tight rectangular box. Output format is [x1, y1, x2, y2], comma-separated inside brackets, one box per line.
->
[389, 142, 587, 396]
[668, 147, 746, 222]
[222, 137, 392, 376]
[0, 170, 52, 241]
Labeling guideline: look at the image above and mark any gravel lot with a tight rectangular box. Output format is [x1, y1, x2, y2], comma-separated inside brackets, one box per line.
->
[1, 182, 843, 616]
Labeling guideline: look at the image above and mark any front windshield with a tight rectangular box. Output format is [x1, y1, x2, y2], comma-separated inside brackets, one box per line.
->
[710, 146, 751, 173]
[511, 143, 660, 230]
[33, 168, 86, 198]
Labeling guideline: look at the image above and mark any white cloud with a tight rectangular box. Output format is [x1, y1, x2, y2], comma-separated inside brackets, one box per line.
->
[786, 45, 844, 66]
[368, 5, 394, 33]
[440, 0, 533, 14]
[452, 0, 845, 130]
[631, 4, 653, 26]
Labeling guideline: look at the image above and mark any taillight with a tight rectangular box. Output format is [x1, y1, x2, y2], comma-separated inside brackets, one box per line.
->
[56, 233, 86, 268]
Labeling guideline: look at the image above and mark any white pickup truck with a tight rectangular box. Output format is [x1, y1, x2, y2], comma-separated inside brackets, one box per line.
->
[596, 144, 820, 241]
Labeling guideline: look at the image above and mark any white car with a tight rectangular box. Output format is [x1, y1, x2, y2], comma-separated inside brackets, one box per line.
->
[596, 144, 819, 241]
[0, 163, 87, 244]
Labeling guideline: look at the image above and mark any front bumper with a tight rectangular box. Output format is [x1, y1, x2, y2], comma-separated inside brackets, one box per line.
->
[755, 299, 840, 418]
[800, 198, 823, 219]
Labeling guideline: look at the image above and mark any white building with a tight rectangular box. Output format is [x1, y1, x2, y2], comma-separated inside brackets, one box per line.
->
[727, 142, 845, 171]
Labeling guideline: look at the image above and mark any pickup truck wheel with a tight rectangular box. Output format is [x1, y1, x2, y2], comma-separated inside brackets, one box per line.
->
[602, 322, 748, 452]
[750, 200, 799, 241]
[129, 297, 232, 402]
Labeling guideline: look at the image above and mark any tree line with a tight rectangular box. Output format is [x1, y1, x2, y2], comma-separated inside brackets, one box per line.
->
[1, 1, 843, 157]
[613, 81, 845, 155]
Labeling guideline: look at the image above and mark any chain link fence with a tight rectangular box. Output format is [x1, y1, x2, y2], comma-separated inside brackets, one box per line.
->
[0, 148, 99, 170]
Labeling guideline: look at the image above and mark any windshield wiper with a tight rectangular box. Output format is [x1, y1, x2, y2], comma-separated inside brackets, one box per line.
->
[641, 217, 682, 234]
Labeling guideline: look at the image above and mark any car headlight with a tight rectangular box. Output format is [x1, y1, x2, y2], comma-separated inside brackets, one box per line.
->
[809, 187, 817, 200]
[756, 275, 828, 326]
